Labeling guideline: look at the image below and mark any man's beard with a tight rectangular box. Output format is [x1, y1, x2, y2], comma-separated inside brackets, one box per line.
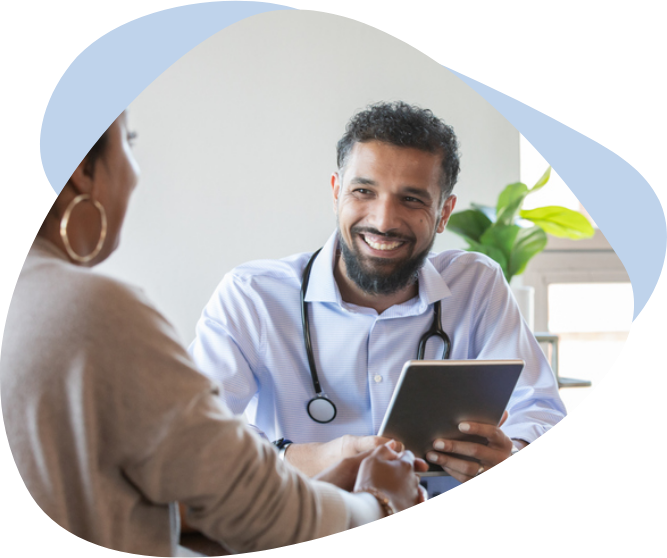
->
[337, 226, 436, 296]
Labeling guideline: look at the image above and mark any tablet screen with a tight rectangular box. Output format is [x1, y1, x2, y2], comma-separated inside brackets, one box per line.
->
[378, 360, 524, 475]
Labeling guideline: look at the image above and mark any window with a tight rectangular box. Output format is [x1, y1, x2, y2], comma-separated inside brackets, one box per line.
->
[547, 283, 632, 410]
[520, 136, 630, 411]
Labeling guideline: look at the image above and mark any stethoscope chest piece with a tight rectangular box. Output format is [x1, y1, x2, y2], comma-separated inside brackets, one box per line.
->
[301, 247, 451, 424]
[307, 395, 337, 424]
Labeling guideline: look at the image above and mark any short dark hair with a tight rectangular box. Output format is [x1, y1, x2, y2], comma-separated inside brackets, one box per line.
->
[336, 101, 461, 202]
[82, 130, 110, 178]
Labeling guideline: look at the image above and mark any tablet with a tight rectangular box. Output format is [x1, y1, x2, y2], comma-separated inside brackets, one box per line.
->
[378, 359, 524, 476]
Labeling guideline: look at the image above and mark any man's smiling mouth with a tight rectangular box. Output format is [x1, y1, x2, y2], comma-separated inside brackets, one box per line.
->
[359, 232, 408, 252]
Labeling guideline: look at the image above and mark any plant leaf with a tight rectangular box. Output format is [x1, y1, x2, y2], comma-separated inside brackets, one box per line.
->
[466, 239, 509, 279]
[520, 206, 595, 239]
[447, 209, 492, 243]
[470, 203, 497, 222]
[507, 226, 548, 280]
[480, 224, 520, 259]
[512, 226, 548, 276]
[529, 166, 551, 193]
[479, 224, 521, 281]
[496, 183, 528, 226]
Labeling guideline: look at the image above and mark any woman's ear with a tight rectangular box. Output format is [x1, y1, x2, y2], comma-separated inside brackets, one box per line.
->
[67, 157, 96, 196]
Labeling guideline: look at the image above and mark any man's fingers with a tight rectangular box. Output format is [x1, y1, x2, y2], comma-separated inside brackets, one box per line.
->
[426, 438, 512, 468]
[355, 435, 393, 452]
[426, 440, 486, 467]
[427, 452, 480, 480]
[498, 410, 509, 427]
[413, 457, 429, 473]
[457, 421, 509, 446]
[345, 449, 374, 466]
[429, 428, 513, 477]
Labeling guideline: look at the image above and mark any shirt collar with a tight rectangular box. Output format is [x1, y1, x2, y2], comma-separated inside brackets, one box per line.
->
[303, 231, 342, 304]
[304, 230, 452, 310]
[417, 255, 452, 306]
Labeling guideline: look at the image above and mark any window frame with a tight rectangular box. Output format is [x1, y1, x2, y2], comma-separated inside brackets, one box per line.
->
[522, 230, 630, 332]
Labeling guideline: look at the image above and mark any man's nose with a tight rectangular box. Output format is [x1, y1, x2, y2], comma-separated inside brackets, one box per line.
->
[370, 197, 403, 233]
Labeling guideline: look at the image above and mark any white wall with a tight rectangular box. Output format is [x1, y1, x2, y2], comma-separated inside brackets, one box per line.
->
[97, 10, 520, 344]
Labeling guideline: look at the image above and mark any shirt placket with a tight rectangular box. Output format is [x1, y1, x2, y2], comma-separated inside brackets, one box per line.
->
[367, 317, 398, 433]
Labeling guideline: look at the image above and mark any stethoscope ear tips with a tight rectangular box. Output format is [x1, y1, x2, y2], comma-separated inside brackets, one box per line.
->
[307, 395, 337, 424]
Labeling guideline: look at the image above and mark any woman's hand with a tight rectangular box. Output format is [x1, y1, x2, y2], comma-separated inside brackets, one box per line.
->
[286, 434, 398, 477]
[313, 440, 407, 492]
[353, 443, 428, 514]
[314, 449, 373, 491]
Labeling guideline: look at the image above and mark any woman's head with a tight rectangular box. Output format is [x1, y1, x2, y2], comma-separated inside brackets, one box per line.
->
[40, 113, 140, 265]
[82, 128, 111, 179]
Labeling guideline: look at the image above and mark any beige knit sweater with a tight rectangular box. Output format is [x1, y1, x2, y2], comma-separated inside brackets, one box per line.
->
[0, 238, 360, 556]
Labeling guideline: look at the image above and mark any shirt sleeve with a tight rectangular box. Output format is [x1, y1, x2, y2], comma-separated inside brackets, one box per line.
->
[469, 263, 567, 443]
[188, 273, 263, 417]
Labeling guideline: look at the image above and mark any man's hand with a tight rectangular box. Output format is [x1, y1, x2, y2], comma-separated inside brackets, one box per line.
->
[315, 441, 428, 492]
[314, 449, 374, 491]
[286, 435, 401, 477]
[425, 411, 515, 483]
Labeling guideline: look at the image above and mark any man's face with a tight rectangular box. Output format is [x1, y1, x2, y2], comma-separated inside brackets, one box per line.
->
[332, 140, 456, 295]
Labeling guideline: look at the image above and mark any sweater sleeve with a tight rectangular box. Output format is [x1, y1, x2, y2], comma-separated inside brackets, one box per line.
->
[88, 278, 351, 552]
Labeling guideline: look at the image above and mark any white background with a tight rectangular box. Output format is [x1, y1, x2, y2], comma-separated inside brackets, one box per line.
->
[95, 9, 520, 344]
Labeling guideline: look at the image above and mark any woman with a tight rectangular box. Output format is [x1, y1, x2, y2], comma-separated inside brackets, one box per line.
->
[0, 113, 424, 556]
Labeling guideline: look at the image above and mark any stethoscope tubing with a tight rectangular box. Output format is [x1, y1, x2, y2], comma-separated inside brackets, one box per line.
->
[301, 247, 451, 423]
[300, 247, 325, 395]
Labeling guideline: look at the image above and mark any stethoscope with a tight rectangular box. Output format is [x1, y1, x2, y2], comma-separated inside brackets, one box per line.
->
[301, 247, 452, 423]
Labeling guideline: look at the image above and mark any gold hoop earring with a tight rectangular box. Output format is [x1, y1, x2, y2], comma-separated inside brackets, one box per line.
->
[59, 194, 107, 263]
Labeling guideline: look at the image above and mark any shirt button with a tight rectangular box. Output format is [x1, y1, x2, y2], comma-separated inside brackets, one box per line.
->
[374, 375, 383, 383]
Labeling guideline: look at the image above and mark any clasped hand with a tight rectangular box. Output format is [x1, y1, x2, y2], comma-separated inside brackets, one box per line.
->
[425, 411, 514, 482]
[315, 441, 428, 513]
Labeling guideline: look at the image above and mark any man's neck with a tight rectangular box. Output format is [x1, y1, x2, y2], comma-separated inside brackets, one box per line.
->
[333, 251, 419, 314]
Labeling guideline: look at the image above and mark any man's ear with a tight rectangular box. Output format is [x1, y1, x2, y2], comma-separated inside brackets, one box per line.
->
[331, 172, 341, 214]
[436, 194, 457, 234]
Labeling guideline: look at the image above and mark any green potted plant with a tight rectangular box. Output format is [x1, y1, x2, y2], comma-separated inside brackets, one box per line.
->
[447, 167, 595, 284]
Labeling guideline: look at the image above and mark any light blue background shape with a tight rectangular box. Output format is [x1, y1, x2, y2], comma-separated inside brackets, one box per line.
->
[40, 1, 665, 319]
[448, 69, 666, 320]
[40, 2, 292, 194]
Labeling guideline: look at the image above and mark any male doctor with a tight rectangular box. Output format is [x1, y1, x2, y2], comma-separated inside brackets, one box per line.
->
[189, 101, 566, 494]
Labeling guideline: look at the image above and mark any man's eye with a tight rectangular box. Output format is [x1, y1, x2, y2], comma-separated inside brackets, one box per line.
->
[354, 188, 372, 195]
[405, 197, 425, 204]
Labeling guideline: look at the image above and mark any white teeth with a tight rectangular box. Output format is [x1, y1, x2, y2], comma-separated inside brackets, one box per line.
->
[364, 238, 403, 251]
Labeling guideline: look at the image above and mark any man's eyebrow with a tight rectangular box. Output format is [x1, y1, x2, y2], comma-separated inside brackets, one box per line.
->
[349, 177, 377, 186]
[402, 186, 433, 202]
[347, 179, 435, 202]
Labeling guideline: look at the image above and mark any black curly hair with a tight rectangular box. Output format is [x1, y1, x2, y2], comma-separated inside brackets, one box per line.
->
[336, 101, 460, 203]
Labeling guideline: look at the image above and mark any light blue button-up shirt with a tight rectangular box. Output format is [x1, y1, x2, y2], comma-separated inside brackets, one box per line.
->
[189, 231, 566, 456]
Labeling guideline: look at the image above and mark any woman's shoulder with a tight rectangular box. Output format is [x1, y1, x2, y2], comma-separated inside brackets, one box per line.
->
[21, 240, 166, 338]
[25, 239, 133, 290]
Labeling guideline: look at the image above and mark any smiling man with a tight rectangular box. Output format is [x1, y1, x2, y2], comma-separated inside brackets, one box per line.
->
[189, 102, 565, 496]
[333, 139, 455, 314]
